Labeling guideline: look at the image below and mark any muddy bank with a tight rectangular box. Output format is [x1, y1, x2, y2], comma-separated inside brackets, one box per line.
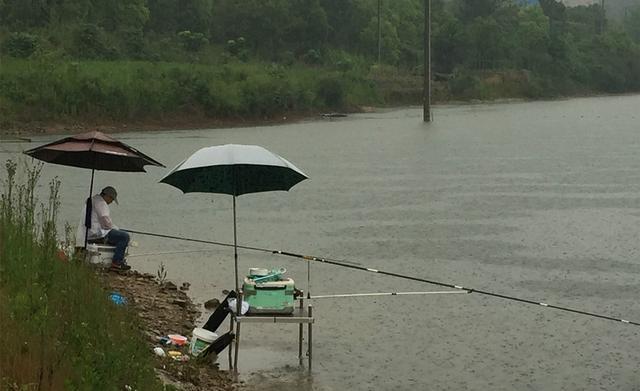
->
[0, 104, 383, 138]
[100, 268, 238, 391]
[0, 91, 621, 139]
[0, 110, 327, 138]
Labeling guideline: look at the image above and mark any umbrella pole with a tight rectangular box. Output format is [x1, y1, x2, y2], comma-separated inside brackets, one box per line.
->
[232, 195, 241, 375]
[83, 169, 95, 250]
[233, 195, 239, 300]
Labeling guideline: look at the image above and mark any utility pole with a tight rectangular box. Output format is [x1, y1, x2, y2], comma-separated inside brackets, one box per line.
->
[423, 0, 431, 122]
[600, 0, 606, 34]
[377, 0, 382, 64]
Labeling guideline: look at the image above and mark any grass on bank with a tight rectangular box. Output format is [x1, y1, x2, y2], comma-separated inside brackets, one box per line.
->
[0, 160, 165, 391]
[0, 55, 593, 132]
[0, 58, 381, 126]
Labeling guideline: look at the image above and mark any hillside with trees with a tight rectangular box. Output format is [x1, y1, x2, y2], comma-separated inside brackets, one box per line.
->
[561, 0, 640, 20]
[1, 0, 639, 130]
[607, 0, 640, 19]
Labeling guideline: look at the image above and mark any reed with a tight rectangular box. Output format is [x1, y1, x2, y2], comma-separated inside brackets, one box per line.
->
[0, 160, 163, 390]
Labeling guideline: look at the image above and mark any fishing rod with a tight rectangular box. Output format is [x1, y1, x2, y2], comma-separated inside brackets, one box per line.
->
[123, 228, 361, 266]
[307, 290, 468, 299]
[276, 249, 640, 326]
[123, 228, 640, 327]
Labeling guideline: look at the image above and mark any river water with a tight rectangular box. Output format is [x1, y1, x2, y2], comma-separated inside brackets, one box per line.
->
[4, 95, 640, 390]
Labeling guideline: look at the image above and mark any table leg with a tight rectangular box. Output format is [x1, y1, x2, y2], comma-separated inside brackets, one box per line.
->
[298, 299, 303, 364]
[308, 304, 313, 370]
[233, 322, 241, 376]
[228, 317, 234, 370]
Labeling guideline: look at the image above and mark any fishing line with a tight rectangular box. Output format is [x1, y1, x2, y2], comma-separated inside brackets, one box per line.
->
[127, 249, 219, 258]
[123, 228, 362, 266]
[124, 227, 640, 326]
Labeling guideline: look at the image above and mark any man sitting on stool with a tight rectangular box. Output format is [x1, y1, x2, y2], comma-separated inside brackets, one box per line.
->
[76, 186, 131, 270]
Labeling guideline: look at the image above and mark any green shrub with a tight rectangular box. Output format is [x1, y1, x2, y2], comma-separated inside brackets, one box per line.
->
[240, 74, 295, 116]
[316, 76, 345, 109]
[324, 49, 367, 73]
[2, 32, 38, 58]
[119, 28, 146, 58]
[177, 31, 209, 52]
[71, 24, 116, 59]
[448, 69, 481, 98]
[279, 50, 295, 66]
[302, 49, 321, 65]
[225, 37, 248, 61]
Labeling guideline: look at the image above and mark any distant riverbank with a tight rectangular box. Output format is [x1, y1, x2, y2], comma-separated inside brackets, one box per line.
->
[0, 59, 379, 136]
[0, 59, 636, 136]
[1, 109, 322, 137]
[2, 58, 638, 138]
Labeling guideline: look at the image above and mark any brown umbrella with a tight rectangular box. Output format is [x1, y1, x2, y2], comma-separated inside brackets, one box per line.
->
[23, 130, 163, 172]
[24, 130, 165, 248]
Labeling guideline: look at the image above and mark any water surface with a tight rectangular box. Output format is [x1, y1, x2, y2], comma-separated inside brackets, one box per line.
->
[5, 95, 640, 390]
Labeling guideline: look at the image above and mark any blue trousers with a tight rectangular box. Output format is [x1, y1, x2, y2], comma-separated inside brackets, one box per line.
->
[106, 229, 130, 263]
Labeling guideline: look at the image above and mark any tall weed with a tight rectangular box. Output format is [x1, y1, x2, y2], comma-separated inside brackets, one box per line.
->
[0, 160, 162, 391]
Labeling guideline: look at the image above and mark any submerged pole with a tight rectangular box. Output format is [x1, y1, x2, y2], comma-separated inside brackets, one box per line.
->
[423, 0, 432, 122]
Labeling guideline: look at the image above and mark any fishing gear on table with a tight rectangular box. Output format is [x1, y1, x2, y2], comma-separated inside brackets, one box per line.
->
[124, 227, 640, 327]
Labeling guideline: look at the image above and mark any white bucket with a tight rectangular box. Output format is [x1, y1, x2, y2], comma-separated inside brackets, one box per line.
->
[190, 328, 218, 357]
[86, 243, 116, 266]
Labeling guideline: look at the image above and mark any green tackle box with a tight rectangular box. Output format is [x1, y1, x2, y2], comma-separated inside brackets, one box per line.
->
[243, 277, 295, 315]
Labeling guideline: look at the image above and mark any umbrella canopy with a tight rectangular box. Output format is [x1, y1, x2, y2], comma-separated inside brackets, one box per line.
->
[160, 144, 307, 196]
[23, 130, 164, 172]
[23, 130, 164, 249]
[159, 144, 307, 308]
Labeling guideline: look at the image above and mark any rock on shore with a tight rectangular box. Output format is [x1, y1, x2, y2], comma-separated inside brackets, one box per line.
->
[101, 269, 237, 391]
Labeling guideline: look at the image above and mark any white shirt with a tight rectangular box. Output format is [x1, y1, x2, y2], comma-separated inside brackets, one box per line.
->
[75, 194, 118, 245]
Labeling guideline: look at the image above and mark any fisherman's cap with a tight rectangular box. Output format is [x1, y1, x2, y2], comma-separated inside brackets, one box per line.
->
[101, 186, 118, 204]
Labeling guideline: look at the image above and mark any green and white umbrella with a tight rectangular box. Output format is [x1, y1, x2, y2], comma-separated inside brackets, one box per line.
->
[160, 144, 308, 295]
